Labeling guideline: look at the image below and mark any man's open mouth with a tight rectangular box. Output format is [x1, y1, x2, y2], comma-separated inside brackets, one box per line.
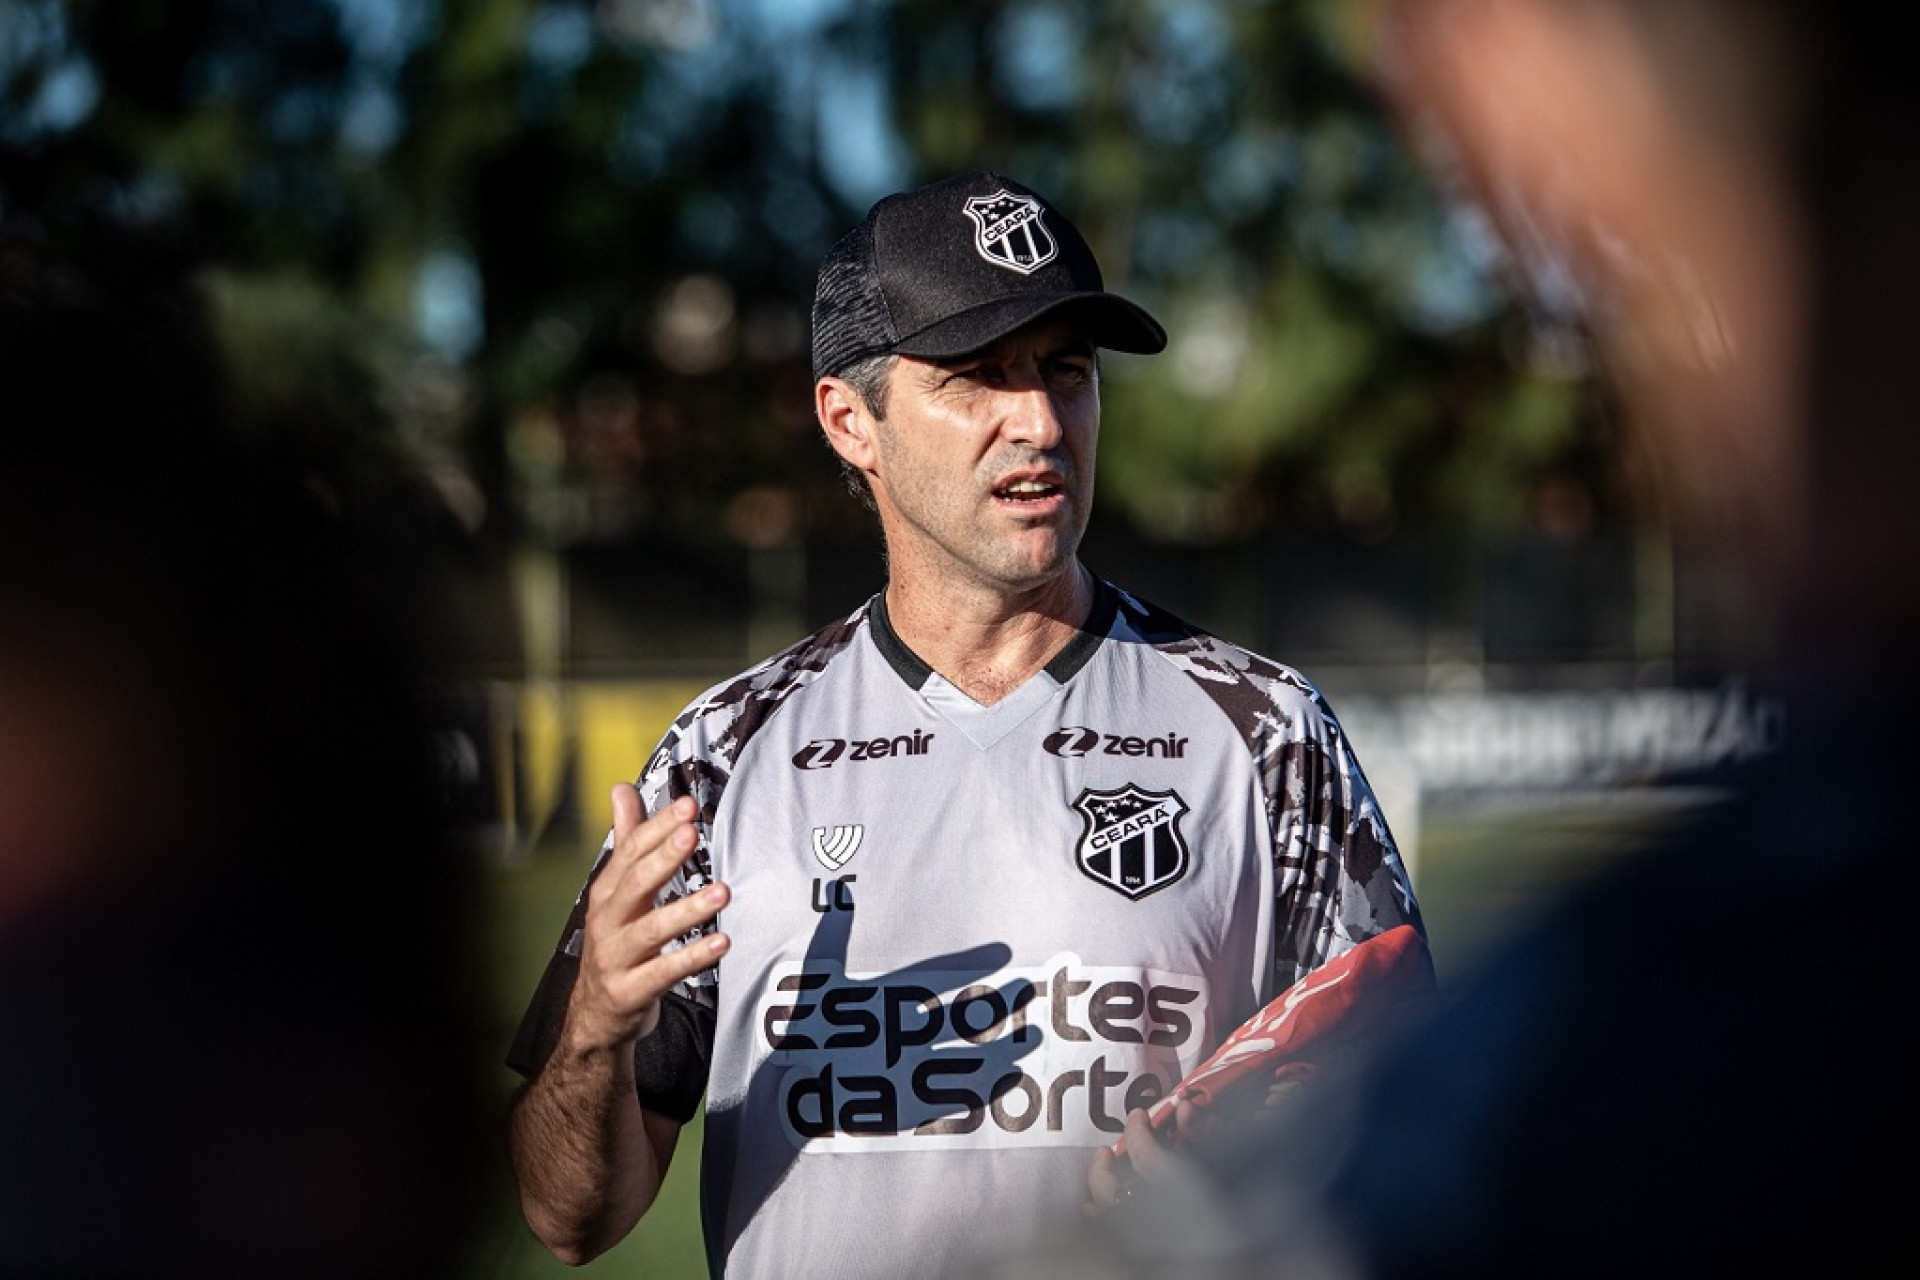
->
[995, 479, 1061, 502]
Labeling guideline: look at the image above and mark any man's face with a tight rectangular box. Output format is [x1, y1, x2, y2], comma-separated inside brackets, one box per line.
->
[866, 318, 1101, 596]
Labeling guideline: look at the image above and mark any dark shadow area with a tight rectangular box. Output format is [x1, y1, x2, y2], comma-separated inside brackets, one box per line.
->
[0, 220, 493, 1277]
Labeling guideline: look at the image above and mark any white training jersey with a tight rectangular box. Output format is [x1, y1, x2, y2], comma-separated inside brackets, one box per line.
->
[511, 578, 1426, 1278]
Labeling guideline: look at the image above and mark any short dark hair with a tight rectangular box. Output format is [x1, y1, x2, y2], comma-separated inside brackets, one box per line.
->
[836, 351, 896, 419]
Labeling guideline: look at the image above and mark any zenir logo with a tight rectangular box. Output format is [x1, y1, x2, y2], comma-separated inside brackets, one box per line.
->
[1043, 726, 1190, 760]
[792, 729, 935, 770]
[792, 739, 845, 770]
[1042, 726, 1100, 757]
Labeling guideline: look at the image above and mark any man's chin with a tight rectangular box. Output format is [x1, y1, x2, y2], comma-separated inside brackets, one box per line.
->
[988, 547, 1084, 597]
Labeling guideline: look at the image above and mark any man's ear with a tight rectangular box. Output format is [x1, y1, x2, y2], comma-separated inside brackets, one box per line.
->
[816, 377, 879, 472]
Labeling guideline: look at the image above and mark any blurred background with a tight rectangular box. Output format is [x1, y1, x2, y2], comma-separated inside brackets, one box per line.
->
[1, 1, 1781, 1274]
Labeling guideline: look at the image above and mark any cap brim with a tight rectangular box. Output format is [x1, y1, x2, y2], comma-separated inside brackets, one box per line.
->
[892, 293, 1167, 361]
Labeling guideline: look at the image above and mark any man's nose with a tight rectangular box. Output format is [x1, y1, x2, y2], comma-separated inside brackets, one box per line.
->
[999, 383, 1065, 450]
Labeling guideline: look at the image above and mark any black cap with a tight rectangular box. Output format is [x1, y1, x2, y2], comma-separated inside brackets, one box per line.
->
[811, 170, 1167, 381]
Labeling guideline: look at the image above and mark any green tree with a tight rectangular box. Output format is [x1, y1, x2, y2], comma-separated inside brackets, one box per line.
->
[3, 0, 1618, 589]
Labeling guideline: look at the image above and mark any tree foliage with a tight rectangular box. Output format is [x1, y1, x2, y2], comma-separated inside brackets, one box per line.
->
[1, 0, 1614, 560]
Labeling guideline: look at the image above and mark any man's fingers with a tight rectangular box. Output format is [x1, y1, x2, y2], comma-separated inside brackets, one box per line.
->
[1084, 1145, 1130, 1216]
[569, 880, 730, 1050]
[1083, 1107, 1185, 1216]
[1119, 1106, 1176, 1184]
[610, 780, 646, 838]
[1171, 1096, 1220, 1147]
[610, 784, 695, 869]
[1085, 1107, 1165, 1214]
[592, 881, 731, 975]
[592, 789, 699, 922]
[610, 803, 698, 903]
[619, 926, 732, 1001]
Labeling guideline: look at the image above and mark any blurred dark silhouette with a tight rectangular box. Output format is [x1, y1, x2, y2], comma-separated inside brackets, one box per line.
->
[0, 219, 491, 1277]
[988, 2, 1920, 1275]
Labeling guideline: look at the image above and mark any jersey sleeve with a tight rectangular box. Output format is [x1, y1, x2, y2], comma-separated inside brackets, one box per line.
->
[1255, 676, 1430, 991]
[1113, 586, 1432, 995]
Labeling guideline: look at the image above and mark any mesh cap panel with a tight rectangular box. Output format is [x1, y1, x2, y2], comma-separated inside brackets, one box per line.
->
[811, 219, 897, 381]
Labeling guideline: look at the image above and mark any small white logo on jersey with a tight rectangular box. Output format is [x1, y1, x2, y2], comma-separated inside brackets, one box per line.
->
[812, 825, 863, 871]
[964, 190, 1058, 275]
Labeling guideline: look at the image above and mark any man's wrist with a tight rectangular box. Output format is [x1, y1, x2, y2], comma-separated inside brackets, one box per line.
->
[554, 1009, 651, 1083]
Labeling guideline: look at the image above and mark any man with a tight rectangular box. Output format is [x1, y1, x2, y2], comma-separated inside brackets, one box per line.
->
[993, 3, 1920, 1275]
[505, 170, 1430, 1278]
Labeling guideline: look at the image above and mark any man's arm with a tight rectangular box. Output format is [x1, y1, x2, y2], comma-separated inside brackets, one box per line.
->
[508, 1037, 681, 1264]
[507, 786, 729, 1265]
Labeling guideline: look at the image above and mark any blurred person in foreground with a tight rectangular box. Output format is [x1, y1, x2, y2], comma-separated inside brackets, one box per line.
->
[0, 225, 490, 1277]
[989, 1, 1920, 1274]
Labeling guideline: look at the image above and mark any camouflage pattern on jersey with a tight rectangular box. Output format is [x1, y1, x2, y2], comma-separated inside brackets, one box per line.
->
[1111, 587, 1423, 989]
[635, 605, 872, 986]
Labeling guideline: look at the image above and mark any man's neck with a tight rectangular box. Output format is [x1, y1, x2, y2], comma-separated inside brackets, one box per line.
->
[882, 563, 1095, 706]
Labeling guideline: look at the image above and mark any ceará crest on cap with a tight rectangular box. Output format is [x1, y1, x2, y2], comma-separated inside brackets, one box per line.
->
[963, 190, 1059, 276]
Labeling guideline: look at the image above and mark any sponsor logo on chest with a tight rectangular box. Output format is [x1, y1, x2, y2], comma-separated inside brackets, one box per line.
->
[791, 728, 935, 770]
[758, 953, 1209, 1153]
[1042, 725, 1190, 759]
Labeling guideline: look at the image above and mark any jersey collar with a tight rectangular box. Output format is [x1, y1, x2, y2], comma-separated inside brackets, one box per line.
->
[868, 575, 1118, 692]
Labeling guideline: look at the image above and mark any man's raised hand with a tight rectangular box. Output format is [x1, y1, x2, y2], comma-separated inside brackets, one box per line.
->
[567, 784, 730, 1053]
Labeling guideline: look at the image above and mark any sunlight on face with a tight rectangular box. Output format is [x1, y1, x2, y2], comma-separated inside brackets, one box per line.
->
[867, 318, 1103, 596]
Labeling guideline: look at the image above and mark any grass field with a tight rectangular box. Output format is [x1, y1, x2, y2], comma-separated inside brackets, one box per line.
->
[467, 788, 1703, 1277]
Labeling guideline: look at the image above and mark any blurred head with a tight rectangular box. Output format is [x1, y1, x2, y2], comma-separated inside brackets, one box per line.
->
[0, 229, 231, 925]
[1366, 0, 1920, 676]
